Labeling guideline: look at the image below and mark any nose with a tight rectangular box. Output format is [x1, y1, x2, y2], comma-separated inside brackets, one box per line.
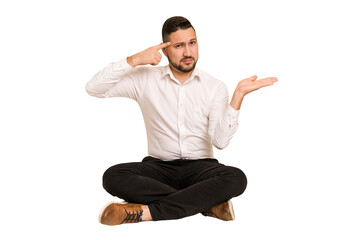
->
[183, 45, 191, 57]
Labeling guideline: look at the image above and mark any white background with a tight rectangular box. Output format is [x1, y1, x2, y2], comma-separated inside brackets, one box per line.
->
[1, 0, 359, 239]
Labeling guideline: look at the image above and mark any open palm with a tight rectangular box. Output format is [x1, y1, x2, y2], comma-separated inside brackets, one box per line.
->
[236, 75, 278, 95]
[230, 75, 278, 110]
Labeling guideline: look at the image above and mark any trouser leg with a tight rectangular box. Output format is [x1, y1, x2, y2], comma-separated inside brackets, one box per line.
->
[102, 156, 179, 204]
[147, 159, 247, 220]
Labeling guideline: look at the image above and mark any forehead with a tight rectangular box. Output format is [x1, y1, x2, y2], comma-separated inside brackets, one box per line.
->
[169, 28, 197, 43]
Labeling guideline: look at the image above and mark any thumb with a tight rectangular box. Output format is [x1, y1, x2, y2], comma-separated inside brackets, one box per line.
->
[248, 75, 257, 81]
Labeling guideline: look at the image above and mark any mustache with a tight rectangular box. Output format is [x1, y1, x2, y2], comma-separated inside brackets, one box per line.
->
[181, 57, 195, 62]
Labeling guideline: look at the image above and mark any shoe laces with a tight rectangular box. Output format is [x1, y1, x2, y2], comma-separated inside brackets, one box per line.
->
[122, 209, 143, 224]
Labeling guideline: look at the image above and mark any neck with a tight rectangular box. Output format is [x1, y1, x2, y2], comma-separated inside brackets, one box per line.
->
[169, 64, 193, 84]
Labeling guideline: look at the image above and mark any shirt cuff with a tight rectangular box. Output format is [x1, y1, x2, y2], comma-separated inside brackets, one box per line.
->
[224, 104, 240, 128]
[112, 58, 134, 72]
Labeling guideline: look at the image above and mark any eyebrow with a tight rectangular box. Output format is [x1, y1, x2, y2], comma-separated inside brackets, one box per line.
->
[174, 38, 197, 45]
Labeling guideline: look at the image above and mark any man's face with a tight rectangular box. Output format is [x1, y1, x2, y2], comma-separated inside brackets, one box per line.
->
[163, 28, 199, 73]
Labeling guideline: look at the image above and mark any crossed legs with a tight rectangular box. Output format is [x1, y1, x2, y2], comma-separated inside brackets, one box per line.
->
[102, 156, 247, 221]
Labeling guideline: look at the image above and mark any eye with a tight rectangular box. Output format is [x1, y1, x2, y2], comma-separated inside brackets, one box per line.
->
[189, 40, 197, 45]
[175, 44, 181, 48]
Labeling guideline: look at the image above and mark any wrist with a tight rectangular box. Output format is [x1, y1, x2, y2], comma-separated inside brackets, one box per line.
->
[230, 91, 245, 110]
[126, 55, 138, 68]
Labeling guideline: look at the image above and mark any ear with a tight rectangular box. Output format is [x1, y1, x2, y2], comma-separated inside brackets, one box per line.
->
[162, 48, 167, 57]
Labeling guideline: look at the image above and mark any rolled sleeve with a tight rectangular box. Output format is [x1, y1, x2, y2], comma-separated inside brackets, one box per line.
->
[85, 58, 138, 99]
[222, 105, 240, 128]
[209, 82, 240, 150]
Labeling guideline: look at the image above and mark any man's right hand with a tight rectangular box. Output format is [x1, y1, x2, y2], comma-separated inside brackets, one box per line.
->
[127, 42, 171, 67]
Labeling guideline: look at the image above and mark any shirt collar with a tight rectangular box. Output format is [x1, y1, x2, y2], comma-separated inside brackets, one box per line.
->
[161, 65, 201, 84]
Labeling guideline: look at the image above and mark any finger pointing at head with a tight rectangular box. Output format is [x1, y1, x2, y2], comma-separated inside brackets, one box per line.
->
[156, 42, 171, 50]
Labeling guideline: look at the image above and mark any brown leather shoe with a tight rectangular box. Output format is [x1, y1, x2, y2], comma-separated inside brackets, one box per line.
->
[202, 200, 235, 221]
[99, 202, 144, 225]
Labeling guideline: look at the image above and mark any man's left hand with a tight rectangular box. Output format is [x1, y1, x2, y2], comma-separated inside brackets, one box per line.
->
[230, 75, 278, 110]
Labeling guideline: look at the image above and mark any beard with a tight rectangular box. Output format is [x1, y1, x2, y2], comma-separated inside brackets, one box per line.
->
[168, 56, 197, 73]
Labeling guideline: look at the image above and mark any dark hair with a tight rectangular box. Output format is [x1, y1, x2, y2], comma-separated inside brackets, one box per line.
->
[162, 16, 195, 42]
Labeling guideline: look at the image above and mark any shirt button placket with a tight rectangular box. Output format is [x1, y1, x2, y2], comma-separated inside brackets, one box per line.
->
[178, 85, 186, 158]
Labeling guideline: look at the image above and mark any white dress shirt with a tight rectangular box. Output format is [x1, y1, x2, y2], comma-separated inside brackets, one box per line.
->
[86, 59, 240, 161]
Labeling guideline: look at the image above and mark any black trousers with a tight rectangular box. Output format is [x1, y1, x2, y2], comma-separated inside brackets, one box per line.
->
[102, 156, 247, 221]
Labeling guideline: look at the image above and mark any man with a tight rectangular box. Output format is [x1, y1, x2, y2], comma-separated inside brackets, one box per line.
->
[86, 16, 277, 225]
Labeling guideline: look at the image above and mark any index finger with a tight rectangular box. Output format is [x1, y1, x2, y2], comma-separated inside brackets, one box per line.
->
[258, 77, 278, 82]
[155, 42, 171, 49]
[256, 77, 278, 86]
